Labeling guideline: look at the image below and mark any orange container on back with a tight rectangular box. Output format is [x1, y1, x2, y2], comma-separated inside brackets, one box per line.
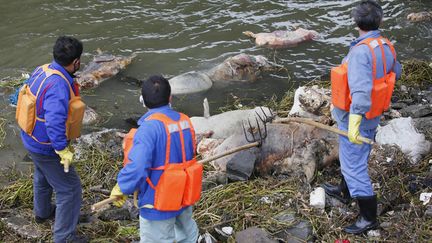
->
[330, 37, 397, 119]
[122, 112, 202, 211]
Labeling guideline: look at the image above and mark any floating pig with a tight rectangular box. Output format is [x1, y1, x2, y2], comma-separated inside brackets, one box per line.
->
[76, 51, 135, 89]
[169, 53, 275, 95]
[243, 28, 319, 48]
[407, 12, 432, 22]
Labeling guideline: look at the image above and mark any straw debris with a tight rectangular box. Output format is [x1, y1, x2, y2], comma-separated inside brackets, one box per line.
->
[0, 117, 7, 148]
[0, 60, 431, 242]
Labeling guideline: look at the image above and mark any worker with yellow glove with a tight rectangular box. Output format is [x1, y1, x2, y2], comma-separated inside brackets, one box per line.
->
[110, 75, 200, 243]
[55, 146, 74, 173]
[323, 0, 402, 235]
[110, 184, 127, 207]
[18, 36, 87, 242]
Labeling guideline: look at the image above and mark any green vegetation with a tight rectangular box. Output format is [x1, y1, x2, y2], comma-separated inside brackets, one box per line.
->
[0, 117, 6, 148]
[399, 60, 432, 89]
[0, 60, 431, 242]
[0, 74, 28, 89]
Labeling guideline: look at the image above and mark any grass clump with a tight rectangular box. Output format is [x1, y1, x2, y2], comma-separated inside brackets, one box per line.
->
[0, 117, 6, 149]
[399, 60, 432, 89]
[0, 74, 29, 89]
[0, 177, 33, 209]
[194, 177, 303, 233]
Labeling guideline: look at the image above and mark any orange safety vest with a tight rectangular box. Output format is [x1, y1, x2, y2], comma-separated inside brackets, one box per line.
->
[16, 64, 86, 142]
[331, 37, 397, 119]
[122, 112, 203, 211]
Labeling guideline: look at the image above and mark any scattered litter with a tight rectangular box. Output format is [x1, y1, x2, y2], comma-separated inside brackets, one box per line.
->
[367, 230, 381, 238]
[259, 196, 272, 204]
[222, 226, 233, 236]
[420, 192, 432, 205]
[386, 157, 393, 163]
[198, 231, 217, 243]
[309, 187, 325, 209]
[376, 117, 431, 163]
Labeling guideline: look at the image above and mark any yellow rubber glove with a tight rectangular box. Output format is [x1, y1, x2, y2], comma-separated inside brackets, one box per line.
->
[110, 183, 127, 207]
[348, 114, 363, 144]
[55, 147, 74, 173]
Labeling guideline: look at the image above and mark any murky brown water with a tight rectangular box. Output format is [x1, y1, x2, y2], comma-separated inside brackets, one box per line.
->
[1, 0, 431, 170]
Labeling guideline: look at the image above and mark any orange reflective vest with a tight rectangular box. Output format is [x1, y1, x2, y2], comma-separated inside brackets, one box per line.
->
[331, 37, 397, 119]
[122, 112, 203, 211]
[16, 64, 86, 142]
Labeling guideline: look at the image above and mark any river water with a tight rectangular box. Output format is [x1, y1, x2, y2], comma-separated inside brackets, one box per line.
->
[0, 0, 431, 170]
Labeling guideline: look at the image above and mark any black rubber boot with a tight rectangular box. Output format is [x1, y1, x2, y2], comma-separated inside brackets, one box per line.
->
[35, 205, 56, 224]
[322, 177, 351, 204]
[344, 195, 379, 234]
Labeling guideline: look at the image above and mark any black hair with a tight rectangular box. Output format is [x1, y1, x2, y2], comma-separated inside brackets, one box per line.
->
[352, 0, 383, 31]
[141, 75, 171, 109]
[53, 36, 83, 66]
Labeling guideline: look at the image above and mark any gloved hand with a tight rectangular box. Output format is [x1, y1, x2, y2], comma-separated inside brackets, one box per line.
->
[55, 147, 74, 173]
[348, 114, 363, 144]
[110, 183, 127, 207]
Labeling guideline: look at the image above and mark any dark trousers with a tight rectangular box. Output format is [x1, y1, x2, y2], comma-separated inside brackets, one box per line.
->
[30, 152, 82, 243]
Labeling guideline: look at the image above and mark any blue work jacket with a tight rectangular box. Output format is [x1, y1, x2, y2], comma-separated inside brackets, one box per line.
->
[21, 61, 78, 156]
[332, 30, 402, 130]
[117, 105, 195, 221]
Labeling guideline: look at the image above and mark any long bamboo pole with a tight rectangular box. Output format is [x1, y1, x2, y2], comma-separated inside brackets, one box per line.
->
[273, 117, 374, 145]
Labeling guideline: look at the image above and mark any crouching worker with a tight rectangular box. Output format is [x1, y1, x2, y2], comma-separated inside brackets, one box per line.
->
[110, 75, 202, 243]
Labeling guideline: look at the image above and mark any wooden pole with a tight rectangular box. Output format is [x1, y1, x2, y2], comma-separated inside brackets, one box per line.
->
[91, 197, 117, 211]
[198, 142, 259, 164]
[273, 117, 374, 145]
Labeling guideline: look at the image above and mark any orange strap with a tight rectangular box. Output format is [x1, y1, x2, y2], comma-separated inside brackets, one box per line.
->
[357, 38, 377, 81]
[146, 177, 156, 190]
[180, 113, 197, 156]
[29, 65, 46, 90]
[356, 37, 397, 81]
[376, 39, 387, 79]
[382, 38, 397, 70]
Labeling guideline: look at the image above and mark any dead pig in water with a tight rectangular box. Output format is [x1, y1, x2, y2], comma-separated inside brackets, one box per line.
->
[243, 28, 319, 48]
[407, 12, 432, 22]
[169, 54, 276, 95]
[76, 51, 135, 89]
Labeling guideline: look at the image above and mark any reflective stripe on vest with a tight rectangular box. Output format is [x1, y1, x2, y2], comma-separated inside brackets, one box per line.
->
[122, 114, 196, 168]
[145, 112, 196, 170]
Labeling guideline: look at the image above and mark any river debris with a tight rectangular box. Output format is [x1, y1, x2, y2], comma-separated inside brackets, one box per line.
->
[0, 59, 431, 242]
[76, 50, 136, 89]
[169, 53, 280, 95]
[0, 73, 29, 89]
[243, 28, 319, 48]
[407, 11, 432, 22]
[376, 117, 431, 163]
[0, 117, 7, 148]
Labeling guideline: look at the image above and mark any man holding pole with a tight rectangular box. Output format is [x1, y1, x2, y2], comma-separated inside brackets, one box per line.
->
[323, 0, 402, 234]
[110, 75, 200, 243]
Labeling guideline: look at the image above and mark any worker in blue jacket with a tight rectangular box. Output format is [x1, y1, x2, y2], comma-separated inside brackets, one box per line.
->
[110, 75, 199, 243]
[20, 36, 87, 243]
[323, 0, 402, 234]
